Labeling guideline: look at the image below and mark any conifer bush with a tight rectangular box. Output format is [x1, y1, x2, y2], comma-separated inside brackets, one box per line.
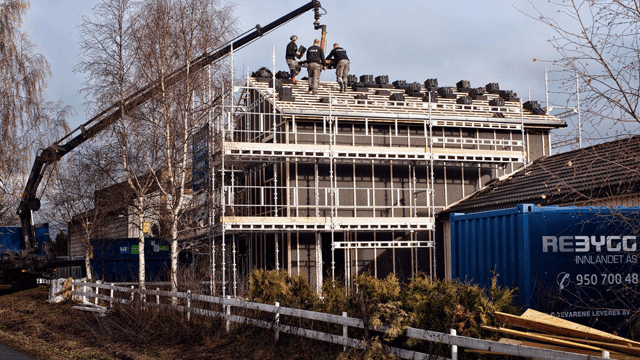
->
[402, 274, 517, 338]
[247, 269, 518, 357]
[353, 273, 409, 341]
[248, 269, 291, 304]
[318, 279, 349, 315]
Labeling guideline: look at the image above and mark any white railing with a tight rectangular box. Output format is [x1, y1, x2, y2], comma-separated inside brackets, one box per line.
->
[228, 127, 523, 151]
[68, 280, 610, 360]
[222, 184, 433, 218]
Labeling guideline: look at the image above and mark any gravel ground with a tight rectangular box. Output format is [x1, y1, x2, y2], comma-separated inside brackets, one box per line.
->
[0, 342, 37, 360]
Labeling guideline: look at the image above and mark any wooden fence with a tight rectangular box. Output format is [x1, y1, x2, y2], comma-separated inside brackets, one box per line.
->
[67, 280, 611, 360]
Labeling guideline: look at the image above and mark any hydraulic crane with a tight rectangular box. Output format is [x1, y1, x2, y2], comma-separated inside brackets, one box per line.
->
[15, 1, 327, 276]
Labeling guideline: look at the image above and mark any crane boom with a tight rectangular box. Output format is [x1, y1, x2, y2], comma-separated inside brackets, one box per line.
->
[18, 0, 325, 253]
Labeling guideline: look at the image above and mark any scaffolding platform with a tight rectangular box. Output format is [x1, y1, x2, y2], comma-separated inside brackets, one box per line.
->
[221, 216, 435, 232]
[333, 240, 434, 249]
[222, 142, 524, 164]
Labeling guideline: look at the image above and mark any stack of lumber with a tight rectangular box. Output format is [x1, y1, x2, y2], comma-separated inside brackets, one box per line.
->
[481, 309, 640, 359]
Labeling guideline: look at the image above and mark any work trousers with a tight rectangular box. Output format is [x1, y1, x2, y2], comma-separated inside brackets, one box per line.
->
[336, 59, 350, 87]
[307, 62, 322, 93]
[286, 58, 300, 79]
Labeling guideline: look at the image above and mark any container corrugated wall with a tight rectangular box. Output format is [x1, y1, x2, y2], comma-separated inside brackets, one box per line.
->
[0, 223, 50, 259]
[90, 238, 173, 282]
[451, 205, 534, 302]
[450, 204, 640, 334]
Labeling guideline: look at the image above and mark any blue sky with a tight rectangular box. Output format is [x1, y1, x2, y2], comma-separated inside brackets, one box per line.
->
[24, 0, 567, 134]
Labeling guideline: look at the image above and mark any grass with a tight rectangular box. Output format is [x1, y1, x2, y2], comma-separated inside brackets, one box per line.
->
[0, 272, 517, 359]
[0, 286, 350, 360]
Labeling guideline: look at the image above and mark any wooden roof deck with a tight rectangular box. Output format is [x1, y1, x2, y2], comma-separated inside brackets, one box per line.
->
[247, 78, 565, 128]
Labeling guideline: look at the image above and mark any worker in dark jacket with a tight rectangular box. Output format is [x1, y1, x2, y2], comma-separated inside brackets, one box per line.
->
[326, 43, 350, 93]
[286, 35, 300, 83]
[306, 39, 325, 95]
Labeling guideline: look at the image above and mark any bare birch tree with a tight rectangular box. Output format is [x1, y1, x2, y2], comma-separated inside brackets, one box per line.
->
[76, 0, 159, 290]
[133, 0, 236, 295]
[527, 0, 640, 141]
[49, 144, 118, 281]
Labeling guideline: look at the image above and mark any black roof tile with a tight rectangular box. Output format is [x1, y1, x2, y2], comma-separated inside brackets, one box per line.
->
[443, 135, 640, 215]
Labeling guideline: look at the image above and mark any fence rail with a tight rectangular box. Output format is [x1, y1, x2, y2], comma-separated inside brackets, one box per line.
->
[67, 280, 610, 360]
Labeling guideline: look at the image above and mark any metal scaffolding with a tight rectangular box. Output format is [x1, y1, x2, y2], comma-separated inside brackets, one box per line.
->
[202, 51, 564, 296]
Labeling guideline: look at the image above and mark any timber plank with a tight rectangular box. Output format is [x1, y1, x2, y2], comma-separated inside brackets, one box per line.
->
[498, 338, 640, 360]
[481, 325, 605, 352]
[496, 310, 640, 347]
[542, 334, 640, 357]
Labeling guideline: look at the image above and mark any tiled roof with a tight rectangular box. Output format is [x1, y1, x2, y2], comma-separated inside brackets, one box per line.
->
[248, 78, 565, 128]
[443, 136, 640, 215]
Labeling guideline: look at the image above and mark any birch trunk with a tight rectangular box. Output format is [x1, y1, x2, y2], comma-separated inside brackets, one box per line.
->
[84, 243, 92, 282]
[170, 223, 179, 297]
[137, 198, 146, 291]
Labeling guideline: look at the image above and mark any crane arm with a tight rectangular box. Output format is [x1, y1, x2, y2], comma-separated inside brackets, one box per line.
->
[18, 0, 324, 252]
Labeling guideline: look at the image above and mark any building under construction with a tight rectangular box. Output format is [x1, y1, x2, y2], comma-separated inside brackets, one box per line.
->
[206, 72, 565, 295]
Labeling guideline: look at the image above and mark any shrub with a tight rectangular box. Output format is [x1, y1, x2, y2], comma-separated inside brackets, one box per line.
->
[319, 279, 350, 315]
[287, 273, 318, 310]
[248, 270, 318, 310]
[248, 269, 291, 304]
[401, 274, 517, 338]
[248, 270, 517, 346]
[353, 273, 409, 341]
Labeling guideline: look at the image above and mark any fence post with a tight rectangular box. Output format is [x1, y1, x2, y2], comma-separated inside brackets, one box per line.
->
[602, 350, 610, 358]
[187, 290, 191, 321]
[130, 285, 134, 302]
[342, 311, 348, 351]
[110, 283, 114, 308]
[226, 295, 231, 333]
[49, 279, 57, 300]
[95, 280, 100, 305]
[450, 329, 458, 360]
[82, 281, 86, 303]
[274, 301, 280, 342]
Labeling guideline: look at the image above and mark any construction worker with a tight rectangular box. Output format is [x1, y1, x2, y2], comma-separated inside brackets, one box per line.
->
[326, 43, 350, 93]
[286, 35, 300, 83]
[306, 39, 325, 95]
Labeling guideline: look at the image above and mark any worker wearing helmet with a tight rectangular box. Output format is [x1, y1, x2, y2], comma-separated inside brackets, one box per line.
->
[306, 39, 325, 95]
[326, 43, 350, 93]
[286, 35, 301, 83]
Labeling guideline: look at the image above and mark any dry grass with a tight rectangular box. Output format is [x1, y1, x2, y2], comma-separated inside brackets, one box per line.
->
[0, 286, 347, 360]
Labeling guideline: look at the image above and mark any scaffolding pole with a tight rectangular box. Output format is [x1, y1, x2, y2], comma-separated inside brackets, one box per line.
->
[207, 64, 215, 295]
[272, 45, 277, 144]
[233, 234, 237, 297]
[428, 93, 436, 281]
[520, 99, 526, 168]
[576, 71, 582, 149]
[329, 89, 335, 282]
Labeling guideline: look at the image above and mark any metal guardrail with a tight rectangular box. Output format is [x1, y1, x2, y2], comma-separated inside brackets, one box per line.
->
[68, 280, 611, 360]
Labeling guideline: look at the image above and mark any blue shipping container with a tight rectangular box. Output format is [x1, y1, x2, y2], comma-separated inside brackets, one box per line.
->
[0, 224, 51, 261]
[450, 204, 640, 333]
[90, 238, 172, 282]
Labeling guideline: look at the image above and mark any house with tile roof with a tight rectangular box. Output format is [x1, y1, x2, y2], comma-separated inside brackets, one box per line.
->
[439, 135, 640, 279]
[443, 135, 640, 215]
